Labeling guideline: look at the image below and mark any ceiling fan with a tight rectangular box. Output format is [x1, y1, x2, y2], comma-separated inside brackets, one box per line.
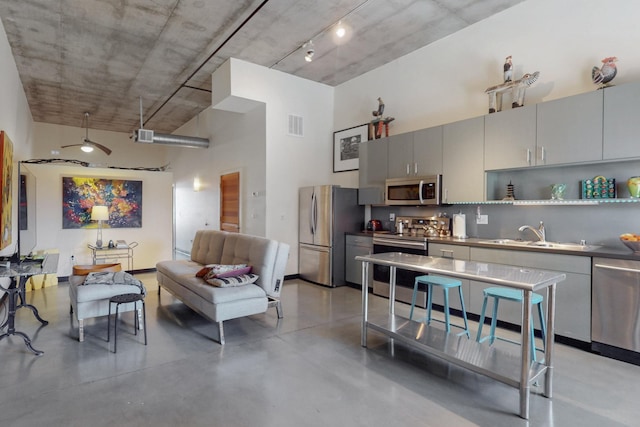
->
[61, 112, 112, 155]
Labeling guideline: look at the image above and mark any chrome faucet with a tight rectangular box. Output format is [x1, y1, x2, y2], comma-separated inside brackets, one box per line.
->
[518, 221, 546, 242]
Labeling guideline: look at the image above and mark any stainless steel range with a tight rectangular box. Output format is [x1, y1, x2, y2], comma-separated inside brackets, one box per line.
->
[372, 215, 450, 306]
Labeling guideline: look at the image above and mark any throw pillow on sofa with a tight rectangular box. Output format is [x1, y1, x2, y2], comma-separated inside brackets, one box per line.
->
[196, 263, 249, 278]
[205, 273, 259, 288]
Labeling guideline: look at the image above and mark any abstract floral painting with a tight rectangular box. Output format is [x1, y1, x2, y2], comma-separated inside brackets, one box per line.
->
[0, 131, 13, 249]
[62, 177, 142, 229]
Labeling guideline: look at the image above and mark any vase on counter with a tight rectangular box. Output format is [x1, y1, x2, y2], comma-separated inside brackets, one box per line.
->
[628, 176, 640, 198]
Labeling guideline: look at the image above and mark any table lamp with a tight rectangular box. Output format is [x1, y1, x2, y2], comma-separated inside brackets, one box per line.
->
[91, 205, 109, 248]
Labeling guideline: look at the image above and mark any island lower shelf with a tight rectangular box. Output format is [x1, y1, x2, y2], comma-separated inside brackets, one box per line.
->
[367, 313, 547, 388]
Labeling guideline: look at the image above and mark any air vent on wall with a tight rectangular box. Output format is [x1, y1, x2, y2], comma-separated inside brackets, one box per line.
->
[288, 114, 303, 137]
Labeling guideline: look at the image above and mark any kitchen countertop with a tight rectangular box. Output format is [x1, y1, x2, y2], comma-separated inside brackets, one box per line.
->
[345, 231, 640, 260]
[427, 236, 640, 260]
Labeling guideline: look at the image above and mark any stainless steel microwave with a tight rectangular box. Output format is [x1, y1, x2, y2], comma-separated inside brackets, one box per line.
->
[385, 175, 442, 205]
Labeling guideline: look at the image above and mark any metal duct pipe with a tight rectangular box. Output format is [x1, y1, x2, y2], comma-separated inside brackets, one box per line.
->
[136, 132, 209, 148]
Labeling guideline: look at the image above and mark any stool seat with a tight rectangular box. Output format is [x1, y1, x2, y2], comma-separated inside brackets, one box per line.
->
[476, 287, 546, 362]
[108, 293, 147, 353]
[410, 275, 470, 337]
[484, 287, 543, 304]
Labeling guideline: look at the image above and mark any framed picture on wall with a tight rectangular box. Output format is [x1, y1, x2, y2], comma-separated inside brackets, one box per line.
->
[62, 177, 143, 229]
[333, 124, 368, 172]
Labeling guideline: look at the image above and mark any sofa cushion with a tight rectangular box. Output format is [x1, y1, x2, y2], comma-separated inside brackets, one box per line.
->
[204, 273, 259, 287]
[175, 274, 266, 304]
[190, 230, 227, 265]
[199, 264, 250, 279]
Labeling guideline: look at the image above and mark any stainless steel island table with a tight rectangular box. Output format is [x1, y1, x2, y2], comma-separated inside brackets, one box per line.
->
[356, 252, 566, 420]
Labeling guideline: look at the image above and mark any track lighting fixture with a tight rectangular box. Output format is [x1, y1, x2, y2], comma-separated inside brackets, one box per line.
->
[304, 40, 314, 62]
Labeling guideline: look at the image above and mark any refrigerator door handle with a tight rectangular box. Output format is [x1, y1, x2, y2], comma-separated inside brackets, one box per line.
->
[311, 191, 317, 236]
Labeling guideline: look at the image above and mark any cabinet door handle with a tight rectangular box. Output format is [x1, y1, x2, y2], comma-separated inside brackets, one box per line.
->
[526, 148, 531, 165]
[414, 162, 418, 175]
[440, 249, 454, 258]
[540, 146, 545, 162]
[406, 163, 410, 175]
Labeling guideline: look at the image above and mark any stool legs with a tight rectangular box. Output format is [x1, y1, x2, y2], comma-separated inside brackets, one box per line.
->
[410, 276, 470, 337]
[476, 293, 546, 361]
[108, 299, 147, 353]
[457, 286, 470, 338]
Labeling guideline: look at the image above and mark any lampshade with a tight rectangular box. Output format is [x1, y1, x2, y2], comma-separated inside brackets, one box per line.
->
[91, 205, 109, 221]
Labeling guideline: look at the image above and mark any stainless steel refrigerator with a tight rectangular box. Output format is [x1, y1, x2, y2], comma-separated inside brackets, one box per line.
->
[299, 186, 363, 287]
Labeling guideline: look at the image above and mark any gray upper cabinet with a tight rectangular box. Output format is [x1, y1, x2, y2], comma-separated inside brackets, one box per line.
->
[443, 117, 485, 203]
[386, 128, 443, 178]
[358, 137, 388, 205]
[603, 81, 640, 160]
[387, 127, 443, 178]
[484, 105, 537, 170]
[536, 90, 603, 166]
[386, 132, 415, 178]
[412, 126, 443, 176]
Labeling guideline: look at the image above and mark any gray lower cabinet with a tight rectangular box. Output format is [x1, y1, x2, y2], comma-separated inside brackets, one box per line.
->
[428, 243, 471, 313]
[345, 235, 373, 287]
[469, 247, 591, 342]
[358, 138, 388, 205]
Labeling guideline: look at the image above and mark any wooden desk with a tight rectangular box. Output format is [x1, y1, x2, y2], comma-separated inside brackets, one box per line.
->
[356, 252, 566, 420]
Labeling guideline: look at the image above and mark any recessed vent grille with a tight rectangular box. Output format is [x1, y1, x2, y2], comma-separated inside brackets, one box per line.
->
[288, 114, 303, 137]
[136, 129, 154, 143]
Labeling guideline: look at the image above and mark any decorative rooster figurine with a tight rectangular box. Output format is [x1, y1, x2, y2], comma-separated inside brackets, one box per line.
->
[592, 56, 618, 88]
[372, 97, 385, 118]
[503, 55, 513, 82]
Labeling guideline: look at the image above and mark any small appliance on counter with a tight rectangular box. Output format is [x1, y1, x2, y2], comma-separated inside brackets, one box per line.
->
[394, 215, 451, 237]
[452, 213, 467, 238]
[366, 219, 383, 231]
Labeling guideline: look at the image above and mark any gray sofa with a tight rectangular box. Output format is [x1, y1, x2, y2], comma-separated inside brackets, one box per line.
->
[156, 230, 290, 344]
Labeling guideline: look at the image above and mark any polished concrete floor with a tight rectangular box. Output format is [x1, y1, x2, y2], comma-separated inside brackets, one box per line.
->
[1, 274, 639, 427]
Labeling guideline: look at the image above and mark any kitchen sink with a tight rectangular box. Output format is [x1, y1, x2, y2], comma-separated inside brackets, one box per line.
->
[479, 239, 531, 246]
[479, 239, 599, 251]
[526, 241, 600, 251]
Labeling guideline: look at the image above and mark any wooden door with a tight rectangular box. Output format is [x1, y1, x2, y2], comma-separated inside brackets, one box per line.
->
[220, 171, 240, 232]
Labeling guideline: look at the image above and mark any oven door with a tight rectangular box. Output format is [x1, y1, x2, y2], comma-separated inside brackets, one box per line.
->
[372, 237, 428, 307]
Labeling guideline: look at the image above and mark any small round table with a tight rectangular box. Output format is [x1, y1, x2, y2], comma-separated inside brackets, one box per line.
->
[107, 293, 147, 353]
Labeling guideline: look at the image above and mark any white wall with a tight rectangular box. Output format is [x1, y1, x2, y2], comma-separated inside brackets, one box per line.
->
[0, 18, 34, 258]
[23, 163, 173, 276]
[334, 0, 640, 173]
[170, 104, 267, 253]
[203, 58, 336, 274]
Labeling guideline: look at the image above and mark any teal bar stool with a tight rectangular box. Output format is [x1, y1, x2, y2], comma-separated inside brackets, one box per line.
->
[476, 287, 546, 362]
[409, 275, 470, 338]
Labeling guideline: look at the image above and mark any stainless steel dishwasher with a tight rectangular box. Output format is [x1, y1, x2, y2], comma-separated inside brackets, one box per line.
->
[592, 257, 640, 364]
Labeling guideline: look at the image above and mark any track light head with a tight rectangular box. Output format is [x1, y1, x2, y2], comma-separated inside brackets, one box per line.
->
[304, 40, 314, 62]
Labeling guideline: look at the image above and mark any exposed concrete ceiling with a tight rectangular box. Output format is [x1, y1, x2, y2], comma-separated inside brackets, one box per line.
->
[0, 0, 524, 135]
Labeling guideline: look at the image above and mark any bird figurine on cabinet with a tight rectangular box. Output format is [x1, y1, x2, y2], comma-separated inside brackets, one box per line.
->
[504, 55, 513, 82]
[372, 97, 385, 118]
[592, 56, 618, 88]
